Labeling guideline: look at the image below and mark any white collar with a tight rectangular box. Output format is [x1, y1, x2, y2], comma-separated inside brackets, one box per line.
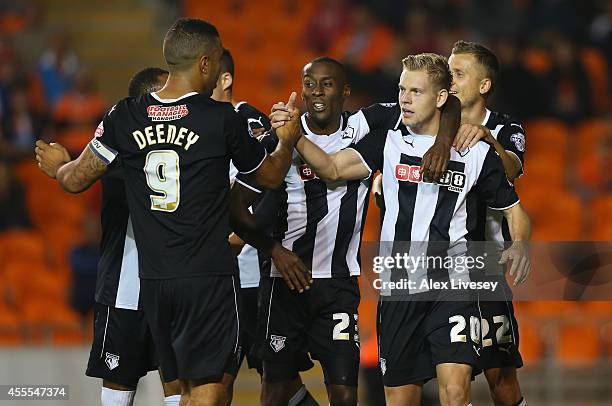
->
[151, 91, 198, 103]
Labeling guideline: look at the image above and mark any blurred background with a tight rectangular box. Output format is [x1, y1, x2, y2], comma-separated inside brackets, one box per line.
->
[0, 0, 610, 404]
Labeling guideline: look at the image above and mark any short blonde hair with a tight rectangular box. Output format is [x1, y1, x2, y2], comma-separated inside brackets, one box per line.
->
[402, 53, 451, 91]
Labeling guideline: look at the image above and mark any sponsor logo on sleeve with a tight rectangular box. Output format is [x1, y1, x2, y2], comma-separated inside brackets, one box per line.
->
[94, 121, 104, 138]
[510, 132, 525, 152]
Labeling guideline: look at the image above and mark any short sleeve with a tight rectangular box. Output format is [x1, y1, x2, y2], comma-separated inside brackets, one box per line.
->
[235, 173, 263, 194]
[225, 108, 267, 174]
[497, 123, 526, 176]
[476, 147, 520, 210]
[88, 105, 119, 166]
[347, 129, 388, 176]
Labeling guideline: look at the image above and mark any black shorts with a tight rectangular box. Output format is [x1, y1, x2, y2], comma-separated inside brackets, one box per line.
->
[86, 302, 157, 387]
[257, 277, 360, 386]
[476, 297, 523, 370]
[377, 297, 479, 387]
[240, 287, 262, 374]
[140, 275, 241, 382]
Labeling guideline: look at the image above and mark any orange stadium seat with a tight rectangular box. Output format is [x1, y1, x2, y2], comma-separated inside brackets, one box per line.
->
[516, 185, 583, 240]
[523, 119, 569, 159]
[515, 316, 545, 364]
[0, 303, 23, 345]
[588, 195, 612, 240]
[0, 230, 47, 266]
[522, 47, 552, 75]
[556, 320, 601, 366]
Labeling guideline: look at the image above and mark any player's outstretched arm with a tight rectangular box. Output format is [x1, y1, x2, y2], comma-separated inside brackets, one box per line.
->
[252, 92, 302, 189]
[55, 145, 108, 193]
[500, 203, 532, 286]
[35, 140, 71, 179]
[421, 94, 461, 181]
[229, 181, 312, 292]
[295, 137, 370, 182]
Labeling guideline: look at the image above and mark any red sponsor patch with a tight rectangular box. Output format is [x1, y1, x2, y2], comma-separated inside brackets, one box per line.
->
[94, 121, 104, 138]
[147, 104, 189, 121]
[298, 164, 317, 181]
[395, 164, 422, 182]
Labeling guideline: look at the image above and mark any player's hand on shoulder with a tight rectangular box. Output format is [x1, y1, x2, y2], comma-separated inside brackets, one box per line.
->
[453, 124, 493, 152]
[270, 241, 312, 293]
[421, 140, 450, 183]
[35, 140, 71, 179]
[270, 100, 292, 129]
[499, 241, 531, 286]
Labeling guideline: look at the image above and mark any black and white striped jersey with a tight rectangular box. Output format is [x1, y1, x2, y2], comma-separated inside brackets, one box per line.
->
[481, 109, 526, 243]
[350, 125, 519, 244]
[238, 103, 401, 279]
[94, 167, 140, 310]
[350, 125, 519, 294]
[228, 101, 272, 288]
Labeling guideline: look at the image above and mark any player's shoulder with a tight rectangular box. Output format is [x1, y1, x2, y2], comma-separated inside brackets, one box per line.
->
[360, 102, 400, 117]
[487, 110, 525, 133]
[234, 101, 266, 118]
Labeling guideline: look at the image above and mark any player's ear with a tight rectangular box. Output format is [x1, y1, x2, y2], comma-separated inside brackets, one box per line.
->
[479, 78, 491, 96]
[343, 84, 351, 98]
[222, 73, 233, 91]
[436, 88, 449, 108]
[199, 55, 209, 74]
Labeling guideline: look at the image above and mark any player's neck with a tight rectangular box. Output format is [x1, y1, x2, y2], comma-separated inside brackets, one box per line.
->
[460, 100, 487, 126]
[410, 113, 440, 137]
[155, 72, 201, 99]
[305, 114, 341, 136]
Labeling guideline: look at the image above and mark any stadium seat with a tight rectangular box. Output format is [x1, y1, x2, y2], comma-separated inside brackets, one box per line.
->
[516, 185, 583, 240]
[523, 119, 569, 159]
[556, 320, 601, 367]
[0, 303, 23, 345]
[588, 195, 612, 240]
[515, 316, 545, 364]
[522, 47, 552, 75]
[0, 230, 47, 267]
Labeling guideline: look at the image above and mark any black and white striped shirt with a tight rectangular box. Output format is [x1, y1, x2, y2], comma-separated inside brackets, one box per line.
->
[481, 109, 526, 244]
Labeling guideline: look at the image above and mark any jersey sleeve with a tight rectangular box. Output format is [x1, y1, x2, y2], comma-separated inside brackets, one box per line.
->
[497, 123, 526, 177]
[88, 105, 120, 166]
[347, 129, 388, 176]
[234, 173, 263, 194]
[225, 108, 267, 174]
[475, 147, 520, 210]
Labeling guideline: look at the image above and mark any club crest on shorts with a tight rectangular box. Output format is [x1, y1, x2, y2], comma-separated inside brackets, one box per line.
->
[105, 353, 120, 370]
[270, 335, 286, 353]
[380, 358, 387, 375]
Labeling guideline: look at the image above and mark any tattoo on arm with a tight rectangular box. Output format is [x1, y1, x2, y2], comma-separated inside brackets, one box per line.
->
[57, 146, 108, 193]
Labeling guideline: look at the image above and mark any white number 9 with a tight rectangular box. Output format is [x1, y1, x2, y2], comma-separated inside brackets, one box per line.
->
[144, 150, 180, 212]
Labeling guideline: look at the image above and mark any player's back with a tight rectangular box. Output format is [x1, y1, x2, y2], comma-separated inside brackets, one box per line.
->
[92, 92, 263, 279]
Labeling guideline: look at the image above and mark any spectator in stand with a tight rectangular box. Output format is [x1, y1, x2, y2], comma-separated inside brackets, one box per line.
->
[38, 30, 79, 106]
[0, 82, 46, 159]
[0, 159, 31, 230]
[329, 5, 393, 74]
[489, 37, 542, 119]
[541, 33, 593, 122]
[68, 211, 100, 316]
[589, 1, 612, 66]
[401, 7, 442, 54]
[53, 69, 106, 153]
[304, 0, 348, 53]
